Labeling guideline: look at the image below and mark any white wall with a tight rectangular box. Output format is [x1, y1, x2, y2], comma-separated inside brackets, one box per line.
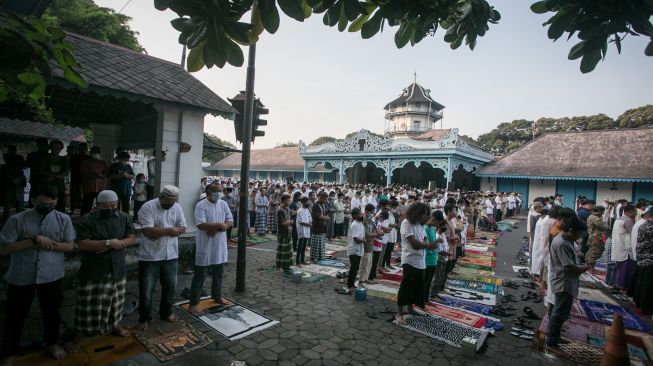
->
[155, 105, 205, 231]
[480, 177, 497, 192]
[529, 179, 556, 201]
[596, 182, 633, 203]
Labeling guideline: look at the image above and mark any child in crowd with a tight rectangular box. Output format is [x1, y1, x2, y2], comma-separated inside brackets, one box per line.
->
[347, 207, 365, 290]
[295, 197, 312, 267]
[423, 213, 438, 303]
[133, 173, 147, 223]
[369, 210, 390, 281]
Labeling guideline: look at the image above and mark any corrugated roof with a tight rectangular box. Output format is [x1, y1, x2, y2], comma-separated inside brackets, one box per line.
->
[0, 117, 86, 142]
[384, 82, 445, 110]
[475, 129, 653, 181]
[52, 33, 236, 116]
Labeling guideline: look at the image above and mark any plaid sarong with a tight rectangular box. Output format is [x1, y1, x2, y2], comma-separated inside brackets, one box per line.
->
[75, 273, 126, 335]
[309, 234, 326, 262]
[255, 212, 268, 235]
[268, 206, 278, 234]
[276, 234, 293, 270]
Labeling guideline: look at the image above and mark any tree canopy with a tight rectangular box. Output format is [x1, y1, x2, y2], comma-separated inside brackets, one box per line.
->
[276, 141, 299, 147]
[203, 133, 237, 163]
[309, 136, 337, 146]
[154, 0, 653, 73]
[43, 0, 145, 52]
[474, 104, 653, 155]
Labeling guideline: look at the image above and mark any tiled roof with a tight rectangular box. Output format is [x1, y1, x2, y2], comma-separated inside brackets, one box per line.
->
[208, 147, 305, 171]
[384, 82, 445, 110]
[0, 117, 86, 142]
[413, 129, 451, 141]
[475, 129, 653, 181]
[52, 33, 236, 116]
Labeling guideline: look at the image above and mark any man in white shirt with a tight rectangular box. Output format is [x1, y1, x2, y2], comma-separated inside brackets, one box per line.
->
[611, 205, 637, 290]
[137, 185, 186, 330]
[507, 193, 517, 217]
[494, 193, 504, 221]
[484, 195, 495, 220]
[188, 183, 233, 315]
[346, 207, 365, 290]
[145, 151, 166, 201]
[351, 191, 362, 210]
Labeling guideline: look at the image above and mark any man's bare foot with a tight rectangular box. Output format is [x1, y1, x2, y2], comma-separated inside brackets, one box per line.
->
[112, 326, 130, 337]
[47, 344, 68, 360]
[136, 322, 149, 331]
[365, 280, 377, 284]
[188, 305, 202, 315]
[546, 345, 570, 358]
[165, 314, 178, 323]
[214, 297, 230, 305]
[395, 313, 406, 325]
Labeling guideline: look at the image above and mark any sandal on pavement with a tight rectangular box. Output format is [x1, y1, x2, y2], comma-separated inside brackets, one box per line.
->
[523, 307, 541, 320]
[510, 331, 534, 340]
[335, 287, 352, 295]
[512, 327, 534, 336]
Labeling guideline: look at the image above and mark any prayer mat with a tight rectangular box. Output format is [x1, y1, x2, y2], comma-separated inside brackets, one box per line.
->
[445, 279, 504, 295]
[579, 300, 653, 333]
[464, 250, 496, 257]
[457, 257, 495, 266]
[367, 289, 397, 302]
[476, 231, 502, 239]
[456, 262, 495, 272]
[467, 238, 496, 245]
[464, 245, 490, 252]
[576, 287, 618, 305]
[316, 259, 347, 268]
[423, 304, 487, 328]
[452, 266, 495, 277]
[282, 271, 328, 283]
[375, 278, 401, 288]
[366, 283, 399, 294]
[552, 340, 603, 365]
[227, 239, 257, 248]
[436, 295, 493, 315]
[448, 274, 502, 286]
[297, 263, 343, 277]
[325, 243, 346, 251]
[15, 334, 145, 366]
[326, 237, 347, 246]
[176, 298, 279, 341]
[381, 272, 403, 282]
[538, 312, 606, 343]
[132, 318, 211, 362]
[398, 314, 489, 350]
[443, 288, 497, 306]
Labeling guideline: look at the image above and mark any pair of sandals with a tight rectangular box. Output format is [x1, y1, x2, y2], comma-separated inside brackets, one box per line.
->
[503, 281, 520, 289]
[522, 306, 541, 320]
[334, 287, 352, 295]
[492, 304, 516, 317]
[510, 326, 535, 340]
[515, 316, 534, 329]
[517, 269, 532, 279]
[520, 291, 542, 303]
[502, 294, 518, 303]
[335, 271, 348, 279]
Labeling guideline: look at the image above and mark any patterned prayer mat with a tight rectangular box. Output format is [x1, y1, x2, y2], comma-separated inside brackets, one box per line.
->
[448, 274, 502, 286]
[476, 231, 502, 239]
[398, 314, 489, 350]
[316, 259, 347, 268]
[367, 289, 398, 301]
[299, 263, 344, 277]
[463, 252, 497, 260]
[468, 238, 497, 245]
[176, 298, 279, 341]
[554, 340, 603, 365]
[452, 266, 495, 277]
[133, 318, 212, 362]
[538, 312, 606, 343]
[464, 244, 493, 252]
[375, 278, 401, 288]
[445, 279, 504, 295]
[436, 295, 493, 315]
[579, 300, 653, 333]
[606, 326, 653, 363]
[456, 262, 495, 272]
[576, 287, 618, 305]
[282, 271, 328, 283]
[15, 333, 145, 366]
[457, 257, 496, 267]
[443, 288, 497, 306]
[424, 303, 487, 328]
[327, 237, 348, 246]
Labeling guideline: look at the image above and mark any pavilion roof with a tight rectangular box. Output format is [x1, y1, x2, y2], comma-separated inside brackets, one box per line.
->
[384, 82, 445, 110]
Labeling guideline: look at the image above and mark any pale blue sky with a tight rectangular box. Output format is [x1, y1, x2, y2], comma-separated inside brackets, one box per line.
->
[96, 1, 652, 148]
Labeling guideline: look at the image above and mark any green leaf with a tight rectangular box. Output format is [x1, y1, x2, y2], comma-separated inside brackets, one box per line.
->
[278, 0, 306, 21]
[301, 0, 313, 18]
[645, 39, 653, 56]
[547, 9, 574, 41]
[342, 0, 360, 21]
[360, 10, 382, 38]
[568, 41, 584, 60]
[530, 1, 549, 14]
[348, 13, 369, 32]
[258, 0, 280, 34]
[323, 0, 341, 26]
[171, 18, 190, 32]
[580, 49, 601, 73]
[17, 71, 41, 85]
[63, 67, 88, 88]
[223, 37, 244, 67]
[394, 21, 413, 48]
[27, 77, 45, 100]
[337, 12, 348, 32]
[187, 43, 205, 72]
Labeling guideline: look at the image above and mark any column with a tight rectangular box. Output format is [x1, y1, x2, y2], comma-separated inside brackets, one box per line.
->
[339, 159, 344, 184]
[446, 157, 453, 191]
[303, 161, 308, 183]
[386, 159, 392, 186]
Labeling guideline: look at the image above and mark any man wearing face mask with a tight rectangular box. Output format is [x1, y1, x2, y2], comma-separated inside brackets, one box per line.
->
[137, 185, 186, 330]
[80, 146, 109, 215]
[71, 190, 135, 346]
[0, 185, 75, 364]
[188, 183, 233, 315]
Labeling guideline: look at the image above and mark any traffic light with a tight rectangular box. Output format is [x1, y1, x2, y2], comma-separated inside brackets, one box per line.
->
[228, 91, 268, 143]
[252, 99, 267, 141]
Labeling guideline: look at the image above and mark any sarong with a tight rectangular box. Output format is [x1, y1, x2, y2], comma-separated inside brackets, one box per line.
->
[309, 234, 326, 261]
[276, 234, 293, 270]
[255, 211, 268, 234]
[75, 273, 126, 335]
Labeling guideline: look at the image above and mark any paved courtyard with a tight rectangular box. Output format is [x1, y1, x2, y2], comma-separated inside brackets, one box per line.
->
[1, 222, 571, 366]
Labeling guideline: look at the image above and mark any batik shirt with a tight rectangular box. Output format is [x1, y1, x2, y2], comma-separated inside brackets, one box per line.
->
[636, 221, 653, 267]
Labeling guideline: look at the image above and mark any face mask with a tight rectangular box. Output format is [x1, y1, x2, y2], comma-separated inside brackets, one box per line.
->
[161, 202, 174, 210]
[101, 208, 116, 218]
[92, 153, 101, 160]
[211, 192, 223, 201]
[36, 205, 55, 215]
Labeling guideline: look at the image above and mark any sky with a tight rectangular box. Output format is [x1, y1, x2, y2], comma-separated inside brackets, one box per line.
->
[95, 1, 652, 148]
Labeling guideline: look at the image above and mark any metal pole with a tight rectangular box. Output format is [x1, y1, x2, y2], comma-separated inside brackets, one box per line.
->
[235, 11, 257, 293]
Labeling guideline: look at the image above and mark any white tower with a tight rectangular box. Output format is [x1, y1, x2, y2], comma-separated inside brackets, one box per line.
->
[384, 76, 445, 139]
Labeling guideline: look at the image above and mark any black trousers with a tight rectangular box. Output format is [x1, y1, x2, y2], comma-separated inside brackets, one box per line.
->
[397, 264, 425, 308]
[291, 224, 298, 252]
[297, 238, 308, 264]
[133, 200, 145, 222]
[334, 223, 344, 237]
[424, 265, 436, 302]
[381, 241, 395, 267]
[347, 255, 361, 288]
[118, 194, 130, 214]
[1, 280, 63, 357]
[146, 185, 154, 201]
[81, 191, 98, 215]
[368, 251, 381, 280]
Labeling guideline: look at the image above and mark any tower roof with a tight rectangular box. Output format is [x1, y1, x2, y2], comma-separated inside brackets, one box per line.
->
[384, 82, 445, 111]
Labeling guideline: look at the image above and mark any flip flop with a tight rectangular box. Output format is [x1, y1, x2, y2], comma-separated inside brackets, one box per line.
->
[512, 327, 534, 336]
[334, 287, 351, 295]
[523, 307, 541, 320]
[522, 281, 537, 289]
[510, 331, 534, 340]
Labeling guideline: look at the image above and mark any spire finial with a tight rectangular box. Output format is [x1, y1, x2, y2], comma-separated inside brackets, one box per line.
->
[413, 71, 417, 83]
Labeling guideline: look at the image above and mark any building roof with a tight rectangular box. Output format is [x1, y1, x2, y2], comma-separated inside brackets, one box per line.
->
[384, 82, 445, 111]
[0, 117, 86, 142]
[475, 129, 653, 182]
[208, 147, 308, 171]
[413, 129, 451, 141]
[52, 33, 236, 117]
